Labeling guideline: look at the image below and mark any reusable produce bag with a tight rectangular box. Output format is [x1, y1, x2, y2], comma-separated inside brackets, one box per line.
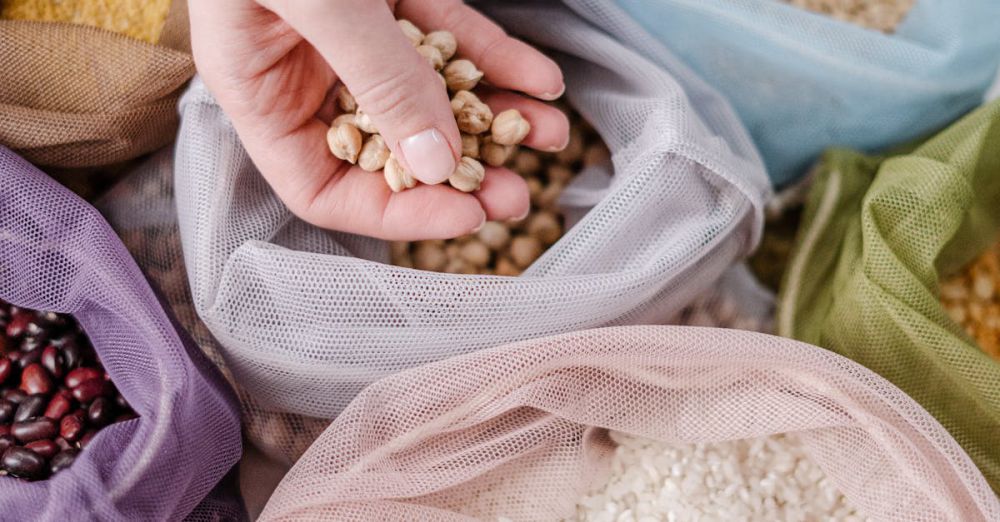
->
[611, 0, 1000, 186]
[173, 0, 770, 424]
[777, 99, 1000, 492]
[0, 146, 243, 520]
[0, 0, 193, 168]
[256, 325, 1000, 521]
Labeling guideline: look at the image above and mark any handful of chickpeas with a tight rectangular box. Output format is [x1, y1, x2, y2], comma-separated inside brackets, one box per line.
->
[391, 107, 610, 276]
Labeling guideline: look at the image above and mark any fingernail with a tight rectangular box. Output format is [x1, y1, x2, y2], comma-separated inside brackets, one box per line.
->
[513, 207, 530, 222]
[399, 128, 455, 185]
[547, 132, 571, 152]
[539, 84, 566, 101]
[472, 212, 487, 233]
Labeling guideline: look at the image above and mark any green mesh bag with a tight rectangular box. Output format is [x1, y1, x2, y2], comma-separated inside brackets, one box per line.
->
[777, 99, 1000, 492]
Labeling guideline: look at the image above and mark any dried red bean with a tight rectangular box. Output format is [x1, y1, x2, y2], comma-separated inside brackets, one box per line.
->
[25, 439, 58, 459]
[0, 425, 10, 437]
[115, 393, 129, 410]
[41, 346, 63, 379]
[2, 389, 27, 404]
[65, 367, 101, 389]
[5, 351, 21, 365]
[87, 397, 115, 428]
[60, 342, 82, 370]
[54, 438, 72, 452]
[79, 430, 97, 448]
[0, 399, 14, 424]
[114, 411, 139, 423]
[49, 449, 79, 474]
[59, 411, 85, 442]
[44, 391, 73, 421]
[14, 395, 47, 423]
[0, 435, 14, 453]
[5, 312, 32, 338]
[12, 418, 57, 443]
[0, 358, 12, 384]
[16, 348, 42, 369]
[19, 363, 53, 395]
[71, 379, 105, 404]
[2, 447, 48, 480]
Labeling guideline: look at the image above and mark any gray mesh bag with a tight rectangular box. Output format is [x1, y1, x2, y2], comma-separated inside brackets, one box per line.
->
[173, 0, 770, 423]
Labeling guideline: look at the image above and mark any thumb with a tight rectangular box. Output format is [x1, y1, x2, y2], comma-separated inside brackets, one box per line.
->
[261, 0, 461, 185]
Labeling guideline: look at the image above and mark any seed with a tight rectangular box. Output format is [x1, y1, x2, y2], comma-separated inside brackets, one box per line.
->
[527, 211, 562, 246]
[12, 418, 57, 443]
[495, 256, 521, 276]
[0, 435, 14, 454]
[526, 177, 544, 206]
[583, 143, 611, 167]
[537, 181, 565, 209]
[14, 394, 47, 423]
[547, 164, 573, 184]
[71, 378, 106, 404]
[17, 348, 41, 369]
[481, 137, 515, 168]
[461, 134, 480, 159]
[451, 91, 492, 135]
[19, 363, 52, 396]
[0, 358, 11, 384]
[416, 44, 445, 71]
[44, 391, 74, 420]
[87, 397, 116, 428]
[49, 449, 79, 474]
[514, 151, 542, 176]
[59, 411, 85, 442]
[397, 19, 424, 46]
[423, 31, 457, 61]
[460, 241, 491, 268]
[449, 157, 486, 193]
[24, 439, 58, 459]
[384, 154, 417, 193]
[556, 127, 585, 165]
[336, 88, 357, 113]
[61, 342, 82, 370]
[2, 447, 47, 480]
[444, 258, 476, 274]
[2, 389, 26, 404]
[974, 276, 994, 301]
[65, 367, 102, 389]
[331, 113, 356, 129]
[443, 59, 483, 92]
[491, 109, 531, 146]
[0, 400, 14, 424]
[354, 110, 378, 134]
[478, 222, 511, 250]
[41, 345, 63, 379]
[79, 430, 98, 448]
[413, 243, 448, 272]
[358, 135, 390, 172]
[510, 236, 543, 268]
[5, 311, 32, 338]
[326, 122, 363, 164]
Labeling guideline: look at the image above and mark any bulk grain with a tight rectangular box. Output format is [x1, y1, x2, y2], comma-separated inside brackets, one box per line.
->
[784, 0, 915, 33]
[570, 432, 867, 521]
[392, 108, 608, 275]
[0, 300, 137, 480]
[941, 239, 1000, 361]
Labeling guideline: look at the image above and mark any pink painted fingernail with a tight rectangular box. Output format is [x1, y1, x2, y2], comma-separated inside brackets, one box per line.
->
[399, 128, 455, 185]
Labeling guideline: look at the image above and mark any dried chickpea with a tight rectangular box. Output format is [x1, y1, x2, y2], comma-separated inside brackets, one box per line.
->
[477, 222, 511, 250]
[510, 235, 542, 268]
[527, 211, 562, 246]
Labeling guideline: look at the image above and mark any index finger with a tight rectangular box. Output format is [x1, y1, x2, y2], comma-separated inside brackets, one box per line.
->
[396, 0, 565, 100]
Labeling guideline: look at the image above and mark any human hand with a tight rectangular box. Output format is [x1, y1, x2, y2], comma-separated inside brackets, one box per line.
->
[189, 0, 569, 240]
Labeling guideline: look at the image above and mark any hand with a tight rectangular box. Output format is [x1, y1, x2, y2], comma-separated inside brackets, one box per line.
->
[189, 0, 569, 240]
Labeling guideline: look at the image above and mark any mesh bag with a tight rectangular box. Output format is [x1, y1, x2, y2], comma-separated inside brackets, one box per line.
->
[776, 99, 1000, 492]
[610, 0, 1000, 186]
[173, 0, 770, 425]
[0, 146, 243, 520]
[98, 150, 329, 466]
[0, 0, 193, 168]
[255, 325, 1000, 521]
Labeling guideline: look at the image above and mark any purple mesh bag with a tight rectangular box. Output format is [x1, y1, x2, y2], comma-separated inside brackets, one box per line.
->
[0, 145, 243, 520]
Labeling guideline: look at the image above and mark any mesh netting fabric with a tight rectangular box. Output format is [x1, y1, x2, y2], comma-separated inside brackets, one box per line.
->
[98, 150, 329, 466]
[0, 146, 243, 520]
[777, 99, 1000, 492]
[0, 1, 193, 169]
[172, 0, 770, 426]
[255, 325, 999, 521]
[609, 0, 1000, 186]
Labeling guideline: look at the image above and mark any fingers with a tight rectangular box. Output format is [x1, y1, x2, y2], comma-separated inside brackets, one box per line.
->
[479, 90, 570, 152]
[474, 168, 530, 221]
[261, 0, 461, 185]
[397, 0, 565, 99]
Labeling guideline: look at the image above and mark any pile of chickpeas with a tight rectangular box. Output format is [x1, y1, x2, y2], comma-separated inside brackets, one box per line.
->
[390, 107, 610, 276]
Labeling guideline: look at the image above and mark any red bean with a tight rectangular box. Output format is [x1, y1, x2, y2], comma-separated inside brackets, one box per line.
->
[0, 434, 14, 453]
[44, 391, 74, 420]
[64, 367, 101, 389]
[12, 418, 57, 443]
[0, 399, 14, 424]
[2, 447, 48, 480]
[87, 397, 115, 427]
[0, 358, 12, 384]
[19, 364, 52, 395]
[49, 449, 79, 474]
[71, 378, 105, 404]
[25, 439, 58, 459]
[59, 411, 85, 442]
[14, 394, 47, 422]
[41, 346, 63, 379]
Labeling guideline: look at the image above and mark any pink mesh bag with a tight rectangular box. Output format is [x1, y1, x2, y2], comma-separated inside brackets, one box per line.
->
[257, 325, 999, 522]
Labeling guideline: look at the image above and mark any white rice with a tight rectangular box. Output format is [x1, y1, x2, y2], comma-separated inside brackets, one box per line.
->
[571, 432, 868, 521]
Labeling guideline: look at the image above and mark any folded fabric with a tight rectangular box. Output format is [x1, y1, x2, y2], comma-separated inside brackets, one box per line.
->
[611, 0, 1000, 186]
[0, 146, 243, 520]
[257, 325, 1000, 521]
[777, 99, 1000, 492]
[172, 0, 769, 427]
[0, 0, 192, 168]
